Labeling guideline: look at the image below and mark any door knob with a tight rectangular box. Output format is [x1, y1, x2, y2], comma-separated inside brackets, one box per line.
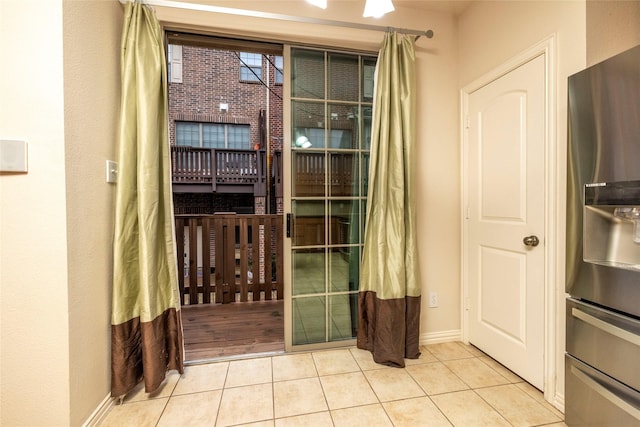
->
[523, 235, 540, 247]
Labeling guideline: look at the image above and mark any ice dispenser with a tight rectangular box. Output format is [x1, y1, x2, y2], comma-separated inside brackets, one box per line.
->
[584, 181, 640, 270]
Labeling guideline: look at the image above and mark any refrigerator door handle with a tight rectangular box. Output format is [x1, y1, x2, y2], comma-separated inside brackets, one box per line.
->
[572, 307, 640, 347]
[570, 363, 640, 421]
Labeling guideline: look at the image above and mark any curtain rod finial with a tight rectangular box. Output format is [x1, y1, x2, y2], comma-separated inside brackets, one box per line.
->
[414, 30, 434, 42]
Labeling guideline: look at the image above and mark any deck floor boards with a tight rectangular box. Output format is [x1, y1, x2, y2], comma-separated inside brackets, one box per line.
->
[181, 300, 284, 361]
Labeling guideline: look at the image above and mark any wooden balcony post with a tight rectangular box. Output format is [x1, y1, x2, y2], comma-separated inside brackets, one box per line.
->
[202, 218, 212, 304]
[211, 148, 217, 192]
[254, 150, 266, 196]
[188, 217, 199, 304]
[176, 217, 185, 304]
[273, 151, 283, 198]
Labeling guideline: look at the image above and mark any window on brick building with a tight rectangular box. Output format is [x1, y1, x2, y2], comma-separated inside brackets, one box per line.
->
[239, 52, 262, 82]
[274, 56, 284, 84]
[176, 122, 250, 149]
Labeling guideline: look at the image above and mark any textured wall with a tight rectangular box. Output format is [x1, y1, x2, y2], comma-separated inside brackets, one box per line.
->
[62, 1, 123, 423]
[586, 0, 640, 66]
[1, 1, 121, 424]
[1, 1, 69, 425]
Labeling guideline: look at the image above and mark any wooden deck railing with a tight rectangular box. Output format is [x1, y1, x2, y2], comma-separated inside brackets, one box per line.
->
[171, 146, 267, 194]
[172, 148, 367, 198]
[175, 214, 283, 305]
[293, 152, 369, 196]
[172, 146, 213, 183]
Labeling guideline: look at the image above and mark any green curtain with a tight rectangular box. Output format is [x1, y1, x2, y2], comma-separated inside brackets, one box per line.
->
[357, 32, 421, 367]
[111, 1, 184, 398]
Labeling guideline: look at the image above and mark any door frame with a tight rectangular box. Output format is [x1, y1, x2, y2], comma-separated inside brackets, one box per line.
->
[460, 35, 560, 405]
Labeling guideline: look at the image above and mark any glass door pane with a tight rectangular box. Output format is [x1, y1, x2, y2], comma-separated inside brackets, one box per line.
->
[286, 46, 375, 350]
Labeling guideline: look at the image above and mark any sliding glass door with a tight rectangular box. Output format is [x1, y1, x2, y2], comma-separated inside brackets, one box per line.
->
[284, 46, 375, 350]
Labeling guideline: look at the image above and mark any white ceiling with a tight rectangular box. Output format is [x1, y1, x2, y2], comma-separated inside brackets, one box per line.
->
[395, 0, 473, 16]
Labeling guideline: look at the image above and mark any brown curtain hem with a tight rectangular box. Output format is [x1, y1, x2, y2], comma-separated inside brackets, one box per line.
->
[357, 290, 421, 368]
[111, 308, 184, 397]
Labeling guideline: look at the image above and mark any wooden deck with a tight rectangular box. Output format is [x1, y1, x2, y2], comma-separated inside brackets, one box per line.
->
[181, 300, 284, 361]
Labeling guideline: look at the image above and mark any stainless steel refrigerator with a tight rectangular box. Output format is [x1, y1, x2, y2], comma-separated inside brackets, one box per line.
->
[566, 45, 640, 426]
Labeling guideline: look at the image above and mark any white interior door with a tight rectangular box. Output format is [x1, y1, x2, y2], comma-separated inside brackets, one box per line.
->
[466, 53, 546, 390]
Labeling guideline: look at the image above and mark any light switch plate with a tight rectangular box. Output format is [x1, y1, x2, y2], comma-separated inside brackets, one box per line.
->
[0, 140, 28, 173]
[106, 160, 118, 183]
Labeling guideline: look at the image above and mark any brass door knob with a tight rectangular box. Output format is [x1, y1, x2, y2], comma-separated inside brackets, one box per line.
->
[523, 235, 540, 247]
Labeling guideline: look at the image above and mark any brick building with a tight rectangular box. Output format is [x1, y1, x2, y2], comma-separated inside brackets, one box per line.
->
[168, 42, 284, 214]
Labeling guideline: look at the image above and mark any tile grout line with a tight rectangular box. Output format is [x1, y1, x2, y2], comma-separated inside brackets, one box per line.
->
[270, 355, 276, 424]
[313, 353, 335, 423]
[214, 361, 231, 427]
[430, 344, 563, 427]
[153, 398, 170, 427]
[455, 353, 521, 424]
[468, 387, 516, 426]
[474, 383, 563, 426]
[420, 347, 470, 427]
[153, 370, 182, 427]
[354, 349, 391, 424]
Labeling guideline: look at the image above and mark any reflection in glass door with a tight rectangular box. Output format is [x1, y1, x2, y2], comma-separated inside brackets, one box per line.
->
[284, 47, 375, 350]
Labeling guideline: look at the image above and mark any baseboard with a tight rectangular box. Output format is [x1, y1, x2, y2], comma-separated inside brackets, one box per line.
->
[82, 393, 115, 427]
[420, 329, 462, 345]
[552, 392, 565, 414]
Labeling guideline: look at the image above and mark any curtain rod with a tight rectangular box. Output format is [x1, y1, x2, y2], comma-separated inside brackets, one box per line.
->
[122, 0, 434, 39]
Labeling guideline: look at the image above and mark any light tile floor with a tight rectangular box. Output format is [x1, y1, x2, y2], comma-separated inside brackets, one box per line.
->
[100, 341, 566, 427]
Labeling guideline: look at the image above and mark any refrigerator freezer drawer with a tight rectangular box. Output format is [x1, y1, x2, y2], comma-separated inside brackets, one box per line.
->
[565, 355, 640, 426]
[566, 297, 640, 392]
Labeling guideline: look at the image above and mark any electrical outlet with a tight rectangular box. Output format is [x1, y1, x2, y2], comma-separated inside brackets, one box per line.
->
[429, 291, 438, 308]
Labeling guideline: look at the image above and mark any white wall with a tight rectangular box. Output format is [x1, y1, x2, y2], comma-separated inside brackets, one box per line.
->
[586, 0, 640, 65]
[0, 0, 121, 425]
[1, 1, 71, 424]
[457, 0, 587, 406]
[157, 1, 463, 338]
[63, 0, 121, 424]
